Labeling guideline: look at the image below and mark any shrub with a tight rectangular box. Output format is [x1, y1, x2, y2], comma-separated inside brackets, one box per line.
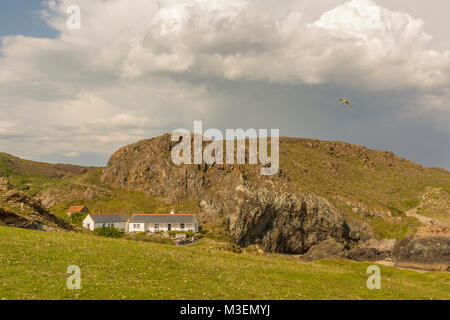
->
[167, 230, 194, 238]
[94, 226, 124, 238]
[227, 244, 242, 254]
[70, 212, 88, 226]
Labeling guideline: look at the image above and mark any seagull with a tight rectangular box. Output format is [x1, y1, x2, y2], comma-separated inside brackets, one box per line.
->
[337, 98, 352, 108]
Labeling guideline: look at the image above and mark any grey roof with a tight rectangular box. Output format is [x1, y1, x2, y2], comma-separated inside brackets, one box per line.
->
[130, 214, 196, 224]
[89, 214, 130, 223]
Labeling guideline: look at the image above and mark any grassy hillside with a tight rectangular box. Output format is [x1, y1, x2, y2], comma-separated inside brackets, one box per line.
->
[279, 138, 450, 213]
[0, 153, 89, 196]
[0, 226, 449, 300]
[1, 137, 449, 239]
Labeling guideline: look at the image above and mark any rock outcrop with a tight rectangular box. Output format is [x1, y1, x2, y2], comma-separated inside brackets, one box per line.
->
[102, 134, 366, 253]
[226, 188, 363, 254]
[100, 133, 449, 264]
[392, 236, 450, 271]
[298, 239, 346, 261]
[0, 179, 74, 232]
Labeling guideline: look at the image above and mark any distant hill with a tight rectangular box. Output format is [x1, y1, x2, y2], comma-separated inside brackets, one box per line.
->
[0, 152, 89, 178]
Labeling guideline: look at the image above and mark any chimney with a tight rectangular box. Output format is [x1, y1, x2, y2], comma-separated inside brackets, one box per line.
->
[170, 209, 175, 215]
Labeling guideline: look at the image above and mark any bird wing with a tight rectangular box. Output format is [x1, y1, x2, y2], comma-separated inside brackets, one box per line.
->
[337, 98, 353, 107]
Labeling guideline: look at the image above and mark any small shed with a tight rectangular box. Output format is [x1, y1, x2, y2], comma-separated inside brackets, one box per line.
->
[67, 206, 89, 217]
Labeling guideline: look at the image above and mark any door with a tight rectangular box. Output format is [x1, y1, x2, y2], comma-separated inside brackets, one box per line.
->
[168, 224, 172, 231]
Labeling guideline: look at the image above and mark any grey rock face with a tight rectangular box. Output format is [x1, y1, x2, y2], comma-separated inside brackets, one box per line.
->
[298, 239, 345, 261]
[393, 236, 450, 266]
[227, 188, 362, 254]
[0, 183, 74, 232]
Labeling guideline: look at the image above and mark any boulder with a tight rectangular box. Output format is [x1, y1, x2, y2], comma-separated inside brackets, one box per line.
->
[393, 236, 450, 268]
[298, 239, 345, 261]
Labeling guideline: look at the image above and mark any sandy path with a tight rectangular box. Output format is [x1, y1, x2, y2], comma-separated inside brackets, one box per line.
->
[405, 191, 448, 227]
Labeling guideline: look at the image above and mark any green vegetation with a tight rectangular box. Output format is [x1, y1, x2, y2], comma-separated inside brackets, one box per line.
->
[124, 232, 174, 245]
[368, 216, 421, 240]
[69, 212, 89, 226]
[415, 187, 450, 224]
[0, 154, 66, 196]
[0, 226, 449, 300]
[278, 139, 450, 214]
[94, 226, 124, 238]
[168, 231, 194, 237]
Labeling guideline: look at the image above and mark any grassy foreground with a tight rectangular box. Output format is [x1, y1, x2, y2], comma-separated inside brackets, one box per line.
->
[0, 227, 449, 300]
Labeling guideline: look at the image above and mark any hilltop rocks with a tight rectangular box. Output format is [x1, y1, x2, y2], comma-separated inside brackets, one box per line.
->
[102, 134, 217, 202]
[0, 177, 13, 191]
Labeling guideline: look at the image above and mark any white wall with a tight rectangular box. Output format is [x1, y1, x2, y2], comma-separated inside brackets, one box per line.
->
[82, 215, 95, 231]
[83, 216, 199, 233]
[129, 222, 197, 233]
[145, 223, 195, 232]
[82, 216, 127, 231]
[94, 222, 126, 230]
[129, 223, 145, 232]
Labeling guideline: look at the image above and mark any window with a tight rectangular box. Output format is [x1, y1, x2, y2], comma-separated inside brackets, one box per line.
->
[180, 223, 185, 229]
[134, 224, 140, 228]
[154, 224, 159, 229]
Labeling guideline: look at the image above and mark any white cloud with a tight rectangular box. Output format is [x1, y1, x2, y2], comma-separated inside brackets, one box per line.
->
[30, 0, 450, 89]
[0, 0, 449, 166]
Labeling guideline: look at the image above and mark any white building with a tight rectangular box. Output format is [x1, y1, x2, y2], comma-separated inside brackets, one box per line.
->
[82, 213, 199, 233]
[82, 214, 130, 232]
[128, 214, 199, 233]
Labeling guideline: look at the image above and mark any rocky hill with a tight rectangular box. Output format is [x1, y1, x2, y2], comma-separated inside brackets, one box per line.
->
[1, 134, 449, 268]
[102, 134, 450, 259]
[0, 178, 74, 232]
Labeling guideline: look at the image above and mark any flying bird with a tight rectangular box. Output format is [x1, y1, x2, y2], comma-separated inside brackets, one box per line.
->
[337, 98, 352, 108]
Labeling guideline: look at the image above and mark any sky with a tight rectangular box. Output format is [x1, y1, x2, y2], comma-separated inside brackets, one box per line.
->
[0, 0, 449, 168]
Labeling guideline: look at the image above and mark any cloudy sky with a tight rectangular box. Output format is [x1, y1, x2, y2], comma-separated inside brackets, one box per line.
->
[0, 0, 449, 168]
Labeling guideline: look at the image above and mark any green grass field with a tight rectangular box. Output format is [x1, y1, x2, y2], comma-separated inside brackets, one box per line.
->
[0, 226, 449, 300]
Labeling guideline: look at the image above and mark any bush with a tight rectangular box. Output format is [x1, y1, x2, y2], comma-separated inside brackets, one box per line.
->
[94, 226, 124, 238]
[227, 243, 242, 254]
[167, 230, 194, 238]
[70, 212, 88, 226]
